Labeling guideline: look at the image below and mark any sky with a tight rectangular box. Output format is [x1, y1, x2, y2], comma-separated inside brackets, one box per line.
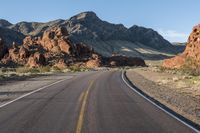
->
[0, 0, 199, 42]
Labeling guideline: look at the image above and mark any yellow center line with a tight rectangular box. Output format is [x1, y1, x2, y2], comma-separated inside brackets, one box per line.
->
[78, 91, 85, 103]
[76, 80, 95, 133]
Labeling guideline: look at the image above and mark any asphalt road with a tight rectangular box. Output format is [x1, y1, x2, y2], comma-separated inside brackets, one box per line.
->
[0, 71, 197, 133]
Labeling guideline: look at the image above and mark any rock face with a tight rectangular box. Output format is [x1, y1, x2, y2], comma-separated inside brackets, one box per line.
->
[163, 24, 200, 69]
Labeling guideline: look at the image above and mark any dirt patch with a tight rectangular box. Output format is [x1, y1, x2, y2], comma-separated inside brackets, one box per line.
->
[0, 73, 74, 106]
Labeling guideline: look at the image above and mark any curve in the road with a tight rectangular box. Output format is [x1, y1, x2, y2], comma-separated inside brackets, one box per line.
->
[122, 70, 200, 133]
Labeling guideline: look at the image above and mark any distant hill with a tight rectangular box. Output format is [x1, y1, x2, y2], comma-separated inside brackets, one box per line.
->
[0, 11, 184, 59]
[0, 19, 12, 27]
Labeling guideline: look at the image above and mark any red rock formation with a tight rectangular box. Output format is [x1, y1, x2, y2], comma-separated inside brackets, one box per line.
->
[40, 27, 73, 54]
[163, 24, 200, 69]
[0, 27, 97, 68]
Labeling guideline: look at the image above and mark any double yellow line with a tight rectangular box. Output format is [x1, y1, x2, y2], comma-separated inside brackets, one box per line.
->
[76, 80, 95, 133]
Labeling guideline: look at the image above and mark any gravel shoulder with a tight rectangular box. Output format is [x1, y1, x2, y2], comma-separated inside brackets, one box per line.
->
[126, 67, 200, 125]
[0, 73, 76, 106]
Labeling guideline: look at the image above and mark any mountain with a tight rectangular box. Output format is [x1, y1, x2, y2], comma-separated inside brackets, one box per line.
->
[8, 19, 65, 36]
[0, 27, 25, 47]
[0, 11, 182, 59]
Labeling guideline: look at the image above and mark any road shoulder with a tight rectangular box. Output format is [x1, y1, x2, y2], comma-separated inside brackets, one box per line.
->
[125, 68, 200, 128]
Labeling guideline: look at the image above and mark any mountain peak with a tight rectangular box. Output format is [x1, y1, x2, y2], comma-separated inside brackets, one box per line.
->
[70, 11, 99, 22]
[76, 11, 97, 19]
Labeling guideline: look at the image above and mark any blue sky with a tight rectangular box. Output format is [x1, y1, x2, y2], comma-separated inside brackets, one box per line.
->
[0, 0, 199, 42]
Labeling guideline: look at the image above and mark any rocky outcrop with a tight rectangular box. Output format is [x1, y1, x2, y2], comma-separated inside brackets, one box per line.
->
[163, 24, 200, 69]
[0, 27, 98, 68]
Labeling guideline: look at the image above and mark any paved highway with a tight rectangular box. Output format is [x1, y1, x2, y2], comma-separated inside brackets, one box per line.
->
[0, 71, 197, 133]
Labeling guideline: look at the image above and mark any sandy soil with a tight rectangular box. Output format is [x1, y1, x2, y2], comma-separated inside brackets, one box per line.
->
[0, 73, 75, 106]
[126, 67, 200, 125]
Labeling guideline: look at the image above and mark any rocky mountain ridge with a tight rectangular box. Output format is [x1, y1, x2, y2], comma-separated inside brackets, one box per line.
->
[0, 11, 180, 59]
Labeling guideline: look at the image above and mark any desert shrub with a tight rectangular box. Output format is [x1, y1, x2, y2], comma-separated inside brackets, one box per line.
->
[0, 68, 16, 73]
[16, 67, 40, 74]
[38, 66, 51, 73]
[16, 67, 30, 73]
[52, 66, 62, 72]
[180, 58, 200, 76]
[69, 66, 88, 72]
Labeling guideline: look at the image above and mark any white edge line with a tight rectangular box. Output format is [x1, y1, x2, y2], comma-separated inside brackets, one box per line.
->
[121, 71, 200, 133]
[0, 78, 67, 109]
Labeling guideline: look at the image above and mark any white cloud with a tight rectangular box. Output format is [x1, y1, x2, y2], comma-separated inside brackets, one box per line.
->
[157, 29, 188, 42]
